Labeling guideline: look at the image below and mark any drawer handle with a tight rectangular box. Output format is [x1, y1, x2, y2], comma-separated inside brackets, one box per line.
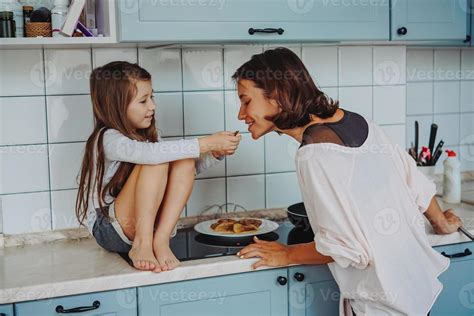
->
[248, 28, 284, 35]
[55, 300, 100, 313]
[0, 313, 5, 316]
[294, 272, 305, 282]
[441, 248, 472, 259]
[397, 27, 407, 36]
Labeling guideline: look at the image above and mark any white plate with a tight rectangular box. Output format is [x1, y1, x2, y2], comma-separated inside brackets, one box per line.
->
[194, 218, 279, 237]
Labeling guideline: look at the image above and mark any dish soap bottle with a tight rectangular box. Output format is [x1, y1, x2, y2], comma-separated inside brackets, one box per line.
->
[51, 0, 69, 37]
[443, 150, 461, 204]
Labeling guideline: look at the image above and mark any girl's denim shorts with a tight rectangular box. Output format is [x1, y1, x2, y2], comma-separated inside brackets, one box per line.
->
[92, 202, 178, 254]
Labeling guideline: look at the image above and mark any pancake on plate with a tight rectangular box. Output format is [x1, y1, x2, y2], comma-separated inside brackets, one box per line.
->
[210, 218, 262, 234]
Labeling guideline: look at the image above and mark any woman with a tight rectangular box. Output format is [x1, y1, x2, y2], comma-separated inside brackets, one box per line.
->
[234, 48, 462, 315]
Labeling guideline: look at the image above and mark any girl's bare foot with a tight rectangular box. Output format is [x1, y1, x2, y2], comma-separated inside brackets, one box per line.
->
[153, 239, 180, 272]
[128, 241, 159, 271]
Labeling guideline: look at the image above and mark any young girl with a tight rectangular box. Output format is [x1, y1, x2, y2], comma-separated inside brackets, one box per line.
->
[76, 61, 241, 272]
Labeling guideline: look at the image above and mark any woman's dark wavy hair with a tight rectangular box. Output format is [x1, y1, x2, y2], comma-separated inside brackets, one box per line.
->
[232, 47, 339, 130]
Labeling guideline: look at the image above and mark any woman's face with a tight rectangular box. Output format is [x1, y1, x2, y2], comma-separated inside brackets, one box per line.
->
[127, 80, 156, 130]
[237, 79, 281, 139]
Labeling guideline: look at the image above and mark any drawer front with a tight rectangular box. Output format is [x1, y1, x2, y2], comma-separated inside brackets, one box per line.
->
[117, 0, 389, 42]
[0, 304, 14, 316]
[15, 288, 137, 316]
[139, 269, 288, 316]
[434, 241, 474, 263]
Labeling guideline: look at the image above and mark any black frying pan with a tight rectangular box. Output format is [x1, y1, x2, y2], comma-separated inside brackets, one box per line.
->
[287, 202, 313, 232]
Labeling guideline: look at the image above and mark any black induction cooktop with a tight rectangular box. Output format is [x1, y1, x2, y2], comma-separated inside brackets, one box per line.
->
[118, 219, 314, 266]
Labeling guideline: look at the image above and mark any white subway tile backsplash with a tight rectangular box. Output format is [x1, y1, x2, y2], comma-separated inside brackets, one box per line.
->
[49, 143, 85, 190]
[51, 189, 80, 230]
[92, 48, 138, 68]
[339, 46, 372, 86]
[460, 144, 474, 172]
[183, 91, 224, 135]
[183, 48, 223, 90]
[224, 45, 262, 89]
[0, 145, 49, 194]
[0, 49, 44, 96]
[139, 48, 182, 92]
[302, 46, 338, 87]
[460, 113, 474, 145]
[373, 86, 406, 125]
[406, 82, 433, 115]
[461, 50, 474, 80]
[226, 133, 264, 176]
[47, 95, 94, 143]
[265, 172, 301, 209]
[322, 87, 338, 101]
[434, 49, 461, 81]
[265, 133, 299, 173]
[407, 49, 433, 82]
[1, 192, 51, 234]
[186, 178, 226, 217]
[460, 81, 474, 113]
[227, 175, 265, 212]
[373, 46, 406, 85]
[433, 81, 460, 114]
[44, 49, 92, 95]
[380, 124, 406, 148]
[224, 90, 247, 132]
[155, 92, 183, 137]
[338, 86, 373, 119]
[433, 113, 460, 146]
[0, 96, 47, 146]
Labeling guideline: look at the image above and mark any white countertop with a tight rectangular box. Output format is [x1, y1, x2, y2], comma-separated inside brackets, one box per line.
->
[0, 199, 472, 305]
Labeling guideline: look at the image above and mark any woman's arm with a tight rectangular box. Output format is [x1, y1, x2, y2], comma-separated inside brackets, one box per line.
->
[237, 237, 333, 269]
[424, 196, 462, 234]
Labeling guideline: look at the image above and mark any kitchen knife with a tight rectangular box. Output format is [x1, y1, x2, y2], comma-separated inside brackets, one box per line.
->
[414, 120, 419, 160]
[428, 123, 438, 162]
[458, 226, 474, 241]
[430, 140, 444, 166]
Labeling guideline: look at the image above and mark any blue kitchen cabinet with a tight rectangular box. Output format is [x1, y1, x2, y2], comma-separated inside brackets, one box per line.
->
[431, 241, 474, 316]
[288, 265, 339, 316]
[15, 288, 137, 316]
[0, 304, 13, 316]
[138, 268, 289, 315]
[391, 0, 470, 42]
[117, 0, 389, 42]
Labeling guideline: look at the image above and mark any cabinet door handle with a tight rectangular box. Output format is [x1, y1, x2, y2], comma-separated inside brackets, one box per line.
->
[397, 27, 408, 35]
[294, 272, 305, 282]
[441, 248, 472, 259]
[0, 313, 6, 316]
[277, 276, 288, 285]
[464, 35, 471, 43]
[248, 28, 284, 35]
[55, 300, 100, 313]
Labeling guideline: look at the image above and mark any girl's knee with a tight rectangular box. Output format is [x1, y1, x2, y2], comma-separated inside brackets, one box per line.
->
[171, 159, 196, 173]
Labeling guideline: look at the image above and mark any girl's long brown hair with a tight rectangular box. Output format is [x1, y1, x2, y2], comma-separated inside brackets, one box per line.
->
[76, 61, 157, 226]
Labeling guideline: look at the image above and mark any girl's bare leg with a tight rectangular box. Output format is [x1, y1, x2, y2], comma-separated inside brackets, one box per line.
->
[152, 158, 196, 272]
[114, 163, 169, 271]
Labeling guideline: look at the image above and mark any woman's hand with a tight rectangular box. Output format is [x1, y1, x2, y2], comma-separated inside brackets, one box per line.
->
[237, 236, 291, 270]
[435, 209, 463, 234]
[198, 132, 241, 154]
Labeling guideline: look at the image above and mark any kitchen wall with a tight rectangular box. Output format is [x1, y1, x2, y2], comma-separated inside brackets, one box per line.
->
[0, 44, 471, 235]
[406, 48, 474, 174]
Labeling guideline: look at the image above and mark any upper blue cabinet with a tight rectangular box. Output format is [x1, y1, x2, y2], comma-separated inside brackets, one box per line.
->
[391, 0, 470, 42]
[117, 0, 389, 42]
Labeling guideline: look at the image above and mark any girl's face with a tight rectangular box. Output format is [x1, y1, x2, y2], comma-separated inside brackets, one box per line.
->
[237, 79, 281, 139]
[127, 80, 156, 130]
